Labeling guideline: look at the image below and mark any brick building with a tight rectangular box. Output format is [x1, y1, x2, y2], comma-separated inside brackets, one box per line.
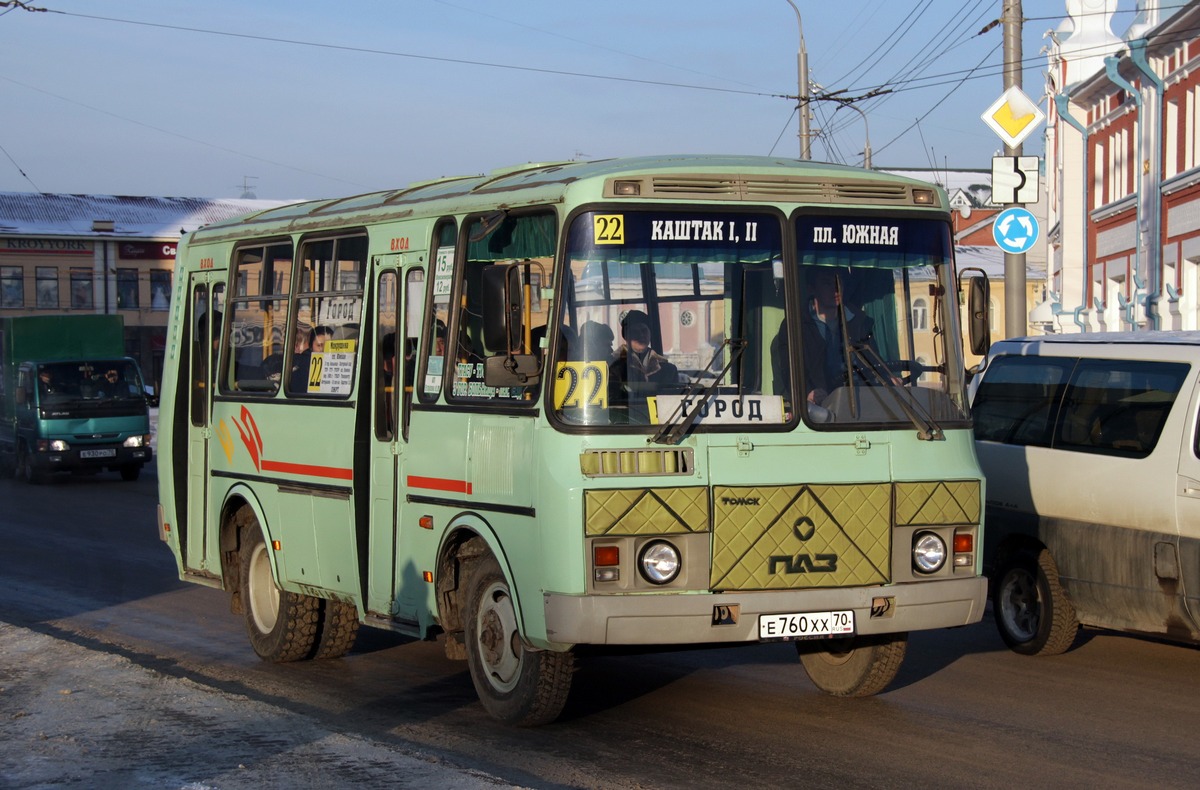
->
[0, 193, 292, 387]
[1044, 0, 1200, 332]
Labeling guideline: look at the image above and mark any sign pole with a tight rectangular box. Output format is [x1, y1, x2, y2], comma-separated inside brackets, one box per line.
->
[1003, 0, 1026, 338]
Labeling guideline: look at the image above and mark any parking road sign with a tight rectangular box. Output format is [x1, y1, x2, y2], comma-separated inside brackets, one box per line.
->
[992, 207, 1040, 254]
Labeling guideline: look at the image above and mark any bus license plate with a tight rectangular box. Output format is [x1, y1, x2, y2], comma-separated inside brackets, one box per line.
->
[80, 449, 116, 459]
[759, 610, 855, 641]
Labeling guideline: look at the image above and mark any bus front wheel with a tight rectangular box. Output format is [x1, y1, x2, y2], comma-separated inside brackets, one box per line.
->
[463, 554, 573, 726]
[239, 522, 320, 662]
[797, 633, 907, 697]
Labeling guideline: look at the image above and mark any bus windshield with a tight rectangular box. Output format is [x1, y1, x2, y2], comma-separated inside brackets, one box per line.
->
[555, 210, 786, 429]
[553, 210, 969, 433]
[793, 215, 969, 430]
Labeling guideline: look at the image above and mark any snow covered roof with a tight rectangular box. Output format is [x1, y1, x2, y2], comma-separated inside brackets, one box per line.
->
[0, 192, 299, 239]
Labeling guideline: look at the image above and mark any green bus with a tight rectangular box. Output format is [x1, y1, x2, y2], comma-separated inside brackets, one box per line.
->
[157, 155, 990, 725]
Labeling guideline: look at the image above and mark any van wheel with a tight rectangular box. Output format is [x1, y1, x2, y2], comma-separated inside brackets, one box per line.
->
[993, 549, 1078, 656]
[17, 443, 43, 485]
[119, 464, 141, 482]
[239, 520, 320, 662]
[797, 633, 907, 697]
[463, 553, 573, 725]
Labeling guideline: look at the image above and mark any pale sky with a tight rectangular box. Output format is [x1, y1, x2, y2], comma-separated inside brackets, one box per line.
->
[0, 1, 1134, 200]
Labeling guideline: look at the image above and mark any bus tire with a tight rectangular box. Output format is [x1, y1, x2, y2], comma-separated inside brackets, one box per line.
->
[119, 464, 141, 482]
[239, 522, 320, 663]
[463, 554, 573, 726]
[797, 633, 907, 697]
[993, 549, 1078, 656]
[313, 599, 360, 660]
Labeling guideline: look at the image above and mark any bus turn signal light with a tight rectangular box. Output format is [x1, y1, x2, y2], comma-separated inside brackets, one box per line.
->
[954, 533, 973, 553]
[594, 546, 620, 567]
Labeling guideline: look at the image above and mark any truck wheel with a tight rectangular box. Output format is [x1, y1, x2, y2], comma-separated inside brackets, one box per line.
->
[313, 599, 360, 659]
[17, 443, 43, 485]
[239, 520, 320, 662]
[463, 553, 573, 725]
[797, 633, 907, 697]
[993, 549, 1078, 656]
[119, 464, 141, 482]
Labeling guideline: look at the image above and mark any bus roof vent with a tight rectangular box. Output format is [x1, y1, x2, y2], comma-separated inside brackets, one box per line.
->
[635, 176, 915, 203]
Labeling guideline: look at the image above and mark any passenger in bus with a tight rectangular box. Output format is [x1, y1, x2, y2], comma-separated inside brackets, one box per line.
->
[610, 310, 678, 392]
[312, 325, 334, 353]
[288, 324, 314, 392]
[577, 321, 615, 363]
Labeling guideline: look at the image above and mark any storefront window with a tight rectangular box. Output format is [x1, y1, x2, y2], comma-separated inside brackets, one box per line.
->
[116, 269, 139, 309]
[150, 270, 171, 310]
[71, 269, 94, 309]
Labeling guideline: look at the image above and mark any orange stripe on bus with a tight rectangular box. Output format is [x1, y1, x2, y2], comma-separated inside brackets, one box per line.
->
[261, 459, 354, 481]
[407, 475, 473, 495]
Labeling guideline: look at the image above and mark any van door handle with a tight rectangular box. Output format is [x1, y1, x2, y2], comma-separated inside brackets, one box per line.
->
[1179, 476, 1200, 498]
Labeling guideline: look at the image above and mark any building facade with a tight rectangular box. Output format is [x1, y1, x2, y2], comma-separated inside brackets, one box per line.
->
[0, 193, 291, 387]
[1044, 0, 1200, 332]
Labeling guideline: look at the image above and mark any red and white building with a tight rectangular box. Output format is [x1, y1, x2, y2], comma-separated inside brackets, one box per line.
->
[1044, 0, 1200, 331]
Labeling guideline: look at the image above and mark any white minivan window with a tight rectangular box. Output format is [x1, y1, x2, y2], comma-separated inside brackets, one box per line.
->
[974, 355, 1189, 459]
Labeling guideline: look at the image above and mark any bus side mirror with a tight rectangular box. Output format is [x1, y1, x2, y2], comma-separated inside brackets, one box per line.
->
[482, 264, 522, 353]
[962, 269, 991, 357]
[484, 354, 540, 388]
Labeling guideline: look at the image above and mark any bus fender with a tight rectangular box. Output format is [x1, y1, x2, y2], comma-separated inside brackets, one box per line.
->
[435, 512, 529, 656]
[217, 482, 278, 613]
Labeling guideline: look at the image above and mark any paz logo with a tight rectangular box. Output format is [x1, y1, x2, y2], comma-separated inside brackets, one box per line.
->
[981, 86, 1045, 149]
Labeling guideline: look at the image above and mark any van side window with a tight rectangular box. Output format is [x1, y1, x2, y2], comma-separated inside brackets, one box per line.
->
[1055, 359, 1188, 458]
[974, 355, 1189, 459]
[972, 356, 1074, 447]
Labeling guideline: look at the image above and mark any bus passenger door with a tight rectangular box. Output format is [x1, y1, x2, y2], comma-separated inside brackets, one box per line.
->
[366, 264, 424, 619]
[184, 278, 224, 573]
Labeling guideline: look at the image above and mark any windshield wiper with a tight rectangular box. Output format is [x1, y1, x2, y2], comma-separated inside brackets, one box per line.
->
[650, 338, 747, 446]
[847, 344, 944, 440]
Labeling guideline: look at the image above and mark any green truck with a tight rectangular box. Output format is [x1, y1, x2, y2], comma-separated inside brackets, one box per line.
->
[0, 315, 153, 483]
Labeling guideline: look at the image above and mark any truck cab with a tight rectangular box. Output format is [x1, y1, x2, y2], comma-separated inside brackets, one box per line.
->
[9, 357, 152, 482]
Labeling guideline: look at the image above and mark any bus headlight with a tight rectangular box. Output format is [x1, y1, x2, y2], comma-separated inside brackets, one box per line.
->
[123, 434, 151, 448]
[48, 439, 70, 452]
[912, 531, 947, 574]
[638, 540, 681, 585]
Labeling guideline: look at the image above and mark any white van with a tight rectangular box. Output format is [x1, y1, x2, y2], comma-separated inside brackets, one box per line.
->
[971, 332, 1200, 655]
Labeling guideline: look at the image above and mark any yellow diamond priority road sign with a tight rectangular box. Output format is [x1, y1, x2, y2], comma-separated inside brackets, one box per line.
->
[981, 86, 1045, 148]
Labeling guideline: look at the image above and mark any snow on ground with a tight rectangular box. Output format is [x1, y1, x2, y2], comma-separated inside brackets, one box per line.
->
[0, 623, 522, 789]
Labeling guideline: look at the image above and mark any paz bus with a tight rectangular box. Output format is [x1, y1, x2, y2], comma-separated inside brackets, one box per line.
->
[156, 155, 992, 725]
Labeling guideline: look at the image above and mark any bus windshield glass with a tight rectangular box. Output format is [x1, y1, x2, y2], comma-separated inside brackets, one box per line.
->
[793, 215, 969, 429]
[555, 210, 787, 430]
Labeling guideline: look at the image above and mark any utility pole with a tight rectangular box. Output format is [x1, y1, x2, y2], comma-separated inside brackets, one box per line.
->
[1002, 0, 1026, 337]
[784, 0, 812, 159]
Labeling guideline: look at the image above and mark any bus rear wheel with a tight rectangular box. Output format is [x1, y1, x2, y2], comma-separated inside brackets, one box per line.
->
[313, 599, 360, 660]
[239, 521, 320, 662]
[797, 633, 907, 697]
[463, 553, 573, 726]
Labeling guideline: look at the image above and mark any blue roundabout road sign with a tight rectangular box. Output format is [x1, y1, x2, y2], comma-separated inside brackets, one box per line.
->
[992, 207, 1040, 254]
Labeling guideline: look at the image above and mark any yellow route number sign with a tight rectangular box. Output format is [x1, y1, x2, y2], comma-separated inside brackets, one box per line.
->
[554, 361, 609, 410]
[593, 214, 625, 245]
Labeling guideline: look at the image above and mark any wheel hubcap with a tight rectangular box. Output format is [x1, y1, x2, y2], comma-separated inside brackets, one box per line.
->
[1000, 568, 1039, 640]
[247, 542, 280, 634]
[476, 581, 521, 692]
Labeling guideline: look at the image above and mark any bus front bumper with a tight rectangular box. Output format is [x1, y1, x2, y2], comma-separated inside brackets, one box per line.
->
[543, 576, 987, 646]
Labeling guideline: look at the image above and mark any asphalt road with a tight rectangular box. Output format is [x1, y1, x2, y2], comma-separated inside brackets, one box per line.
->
[2, 464, 1199, 789]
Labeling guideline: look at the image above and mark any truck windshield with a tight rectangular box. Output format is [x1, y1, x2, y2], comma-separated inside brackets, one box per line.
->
[553, 210, 787, 431]
[793, 215, 970, 429]
[37, 360, 146, 408]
